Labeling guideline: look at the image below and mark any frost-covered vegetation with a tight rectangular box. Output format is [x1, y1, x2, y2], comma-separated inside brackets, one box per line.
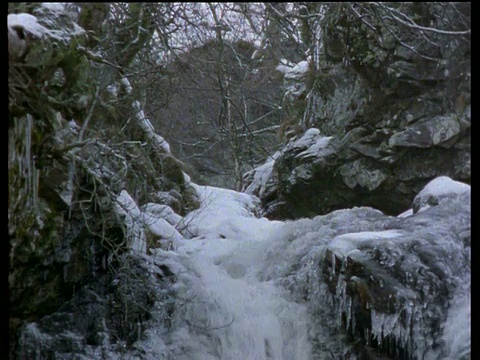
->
[9, 3, 470, 360]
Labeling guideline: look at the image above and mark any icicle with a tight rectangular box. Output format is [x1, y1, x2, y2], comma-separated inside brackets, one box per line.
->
[371, 310, 384, 348]
[90, 243, 96, 274]
[331, 252, 336, 276]
[352, 313, 357, 334]
[32, 162, 39, 213]
[25, 114, 33, 206]
[63, 264, 68, 282]
[65, 159, 75, 206]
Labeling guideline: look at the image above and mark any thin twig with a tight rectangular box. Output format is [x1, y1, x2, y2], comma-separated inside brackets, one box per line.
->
[78, 85, 100, 142]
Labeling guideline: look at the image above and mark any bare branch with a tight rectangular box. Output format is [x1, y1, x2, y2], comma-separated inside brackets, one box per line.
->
[78, 86, 100, 142]
[370, 2, 471, 36]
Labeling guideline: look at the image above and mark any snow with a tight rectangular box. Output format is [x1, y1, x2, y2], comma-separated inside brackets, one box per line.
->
[132, 100, 171, 153]
[401, 176, 471, 215]
[106, 84, 119, 97]
[275, 59, 295, 74]
[244, 128, 332, 197]
[144, 215, 183, 242]
[284, 60, 310, 80]
[8, 6, 85, 45]
[287, 128, 333, 160]
[142, 203, 184, 246]
[297, 127, 321, 142]
[275, 64, 293, 74]
[296, 135, 332, 159]
[121, 78, 132, 94]
[141, 203, 182, 226]
[26, 170, 469, 358]
[415, 176, 470, 200]
[243, 152, 281, 198]
[40, 3, 65, 12]
[281, 60, 310, 97]
[397, 208, 414, 218]
[399, 176, 470, 217]
[180, 183, 266, 239]
[8, 13, 47, 38]
[328, 230, 405, 258]
[115, 190, 147, 253]
[243, 159, 275, 197]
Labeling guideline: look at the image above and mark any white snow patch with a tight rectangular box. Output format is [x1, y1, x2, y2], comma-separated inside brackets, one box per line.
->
[117, 194, 145, 252]
[397, 205, 431, 218]
[397, 209, 413, 218]
[291, 128, 320, 147]
[115, 190, 146, 253]
[141, 205, 183, 245]
[143, 215, 183, 241]
[132, 100, 171, 153]
[8, 13, 47, 38]
[276, 59, 295, 74]
[297, 136, 332, 159]
[121, 77, 133, 94]
[243, 152, 282, 197]
[155, 134, 171, 153]
[399, 176, 470, 216]
[284, 60, 310, 80]
[329, 230, 404, 258]
[244, 159, 274, 196]
[183, 172, 191, 184]
[141, 203, 182, 226]
[180, 184, 265, 240]
[106, 83, 119, 97]
[415, 176, 470, 200]
[408, 176, 471, 214]
[244, 129, 331, 196]
[40, 2, 65, 12]
[299, 127, 321, 140]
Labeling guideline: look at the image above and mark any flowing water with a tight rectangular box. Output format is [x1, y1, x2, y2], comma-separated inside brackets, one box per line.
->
[165, 217, 314, 360]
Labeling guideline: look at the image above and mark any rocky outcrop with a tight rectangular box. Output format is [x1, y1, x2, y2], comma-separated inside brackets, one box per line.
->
[8, 5, 198, 358]
[14, 254, 176, 360]
[244, 2, 470, 220]
[260, 176, 470, 359]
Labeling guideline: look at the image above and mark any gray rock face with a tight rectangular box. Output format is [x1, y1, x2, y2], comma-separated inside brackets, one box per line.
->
[12, 254, 176, 360]
[244, 3, 470, 220]
[388, 114, 461, 148]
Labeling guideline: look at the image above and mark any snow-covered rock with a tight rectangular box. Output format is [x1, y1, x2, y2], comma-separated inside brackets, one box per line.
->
[180, 183, 263, 239]
[412, 175, 470, 213]
[258, 180, 470, 358]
